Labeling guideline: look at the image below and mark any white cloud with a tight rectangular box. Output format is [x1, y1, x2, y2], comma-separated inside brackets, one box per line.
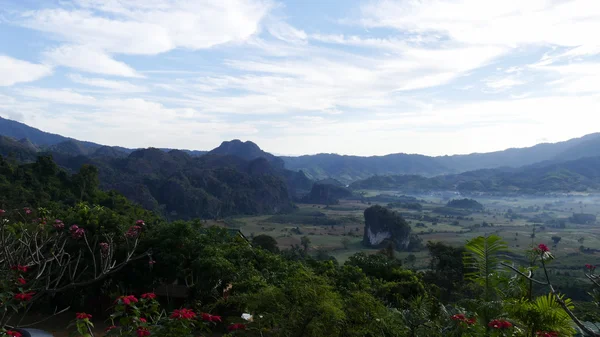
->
[17, 88, 97, 105]
[21, 0, 272, 53]
[360, 0, 600, 48]
[267, 22, 307, 44]
[483, 75, 525, 92]
[43, 45, 142, 77]
[0, 55, 53, 86]
[68, 74, 147, 92]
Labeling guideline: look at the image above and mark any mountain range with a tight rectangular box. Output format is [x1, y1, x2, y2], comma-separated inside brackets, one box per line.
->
[3, 116, 600, 216]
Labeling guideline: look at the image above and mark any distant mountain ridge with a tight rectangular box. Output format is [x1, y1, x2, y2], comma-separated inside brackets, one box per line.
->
[3, 116, 600, 187]
[283, 133, 600, 183]
[350, 155, 600, 193]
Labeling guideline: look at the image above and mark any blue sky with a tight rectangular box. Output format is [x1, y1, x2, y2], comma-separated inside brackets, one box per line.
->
[0, 0, 599, 156]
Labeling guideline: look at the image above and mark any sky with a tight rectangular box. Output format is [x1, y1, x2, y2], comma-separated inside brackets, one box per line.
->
[0, 0, 599, 156]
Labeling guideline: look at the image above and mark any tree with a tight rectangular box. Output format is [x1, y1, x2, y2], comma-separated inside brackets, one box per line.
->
[578, 237, 585, 244]
[252, 234, 279, 253]
[301, 236, 311, 252]
[341, 237, 350, 250]
[552, 236, 562, 245]
[405, 254, 417, 268]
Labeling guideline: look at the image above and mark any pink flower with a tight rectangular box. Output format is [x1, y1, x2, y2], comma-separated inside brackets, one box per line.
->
[148, 259, 156, 266]
[136, 220, 145, 226]
[23, 207, 32, 215]
[11, 265, 29, 273]
[105, 326, 117, 333]
[488, 319, 512, 329]
[0, 209, 5, 216]
[5, 331, 22, 337]
[126, 225, 142, 238]
[139, 318, 147, 323]
[70, 225, 85, 239]
[99, 242, 109, 256]
[76, 312, 92, 320]
[17, 277, 26, 285]
[53, 219, 65, 230]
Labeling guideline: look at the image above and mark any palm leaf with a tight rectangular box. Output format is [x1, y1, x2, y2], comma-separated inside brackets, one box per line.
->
[463, 235, 508, 299]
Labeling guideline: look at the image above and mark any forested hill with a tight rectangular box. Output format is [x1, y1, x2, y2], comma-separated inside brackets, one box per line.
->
[48, 148, 297, 219]
[350, 156, 600, 193]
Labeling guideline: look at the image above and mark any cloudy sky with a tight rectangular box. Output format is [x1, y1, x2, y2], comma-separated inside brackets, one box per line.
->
[0, 0, 599, 156]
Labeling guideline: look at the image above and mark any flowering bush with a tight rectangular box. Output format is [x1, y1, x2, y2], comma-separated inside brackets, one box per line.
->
[0, 206, 151, 331]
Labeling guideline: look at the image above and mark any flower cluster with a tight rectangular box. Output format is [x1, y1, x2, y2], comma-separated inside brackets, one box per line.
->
[76, 313, 92, 320]
[536, 332, 559, 337]
[141, 293, 156, 300]
[488, 319, 513, 329]
[451, 313, 476, 325]
[585, 264, 596, 271]
[4, 331, 22, 337]
[136, 219, 145, 226]
[14, 292, 35, 301]
[228, 323, 247, 331]
[136, 327, 151, 337]
[536, 244, 550, 253]
[10, 265, 29, 273]
[126, 225, 143, 239]
[53, 219, 65, 230]
[170, 308, 196, 320]
[201, 313, 222, 323]
[69, 225, 85, 239]
[116, 295, 139, 306]
[17, 278, 26, 285]
[23, 207, 31, 215]
[99, 242, 110, 257]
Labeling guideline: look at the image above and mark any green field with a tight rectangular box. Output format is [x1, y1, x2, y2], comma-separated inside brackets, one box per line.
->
[222, 192, 600, 273]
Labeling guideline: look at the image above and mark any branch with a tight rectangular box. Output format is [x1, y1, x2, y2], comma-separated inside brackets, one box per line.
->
[500, 263, 548, 285]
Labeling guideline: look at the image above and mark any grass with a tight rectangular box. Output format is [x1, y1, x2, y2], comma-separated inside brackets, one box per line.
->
[226, 193, 599, 271]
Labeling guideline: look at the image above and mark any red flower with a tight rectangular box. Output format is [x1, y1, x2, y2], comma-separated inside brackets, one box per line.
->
[99, 242, 110, 256]
[170, 308, 196, 320]
[141, 293, 157, 300]
[24, 207, 32, 215]
[105, 326, 117, 332]
[136, 327, 151, 337]
[11, 265, 29, 273]
[76, 312, 92, 320]
[451, 314, 466, 321]
[5, 331, 22, 337]
[585, 264, 596, 271]
[14, 292, 35, 301]
[116, 295, 138, 306]
[201, 313, 222, 323]
[17, 277, 27, 285]
[537, 244, 550, 253]
[139, 318, 147, 323]
[536, 332, 559, 337]
[488, 319, 512, 329]
[228, 323, 247, 331]
[0, 209, 5, 216]
[148, 260, 156, 266]
[136, 220, 145, 226]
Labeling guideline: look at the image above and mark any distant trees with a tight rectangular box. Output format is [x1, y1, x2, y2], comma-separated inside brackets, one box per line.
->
[446, 198, 484, 210]
[252, 234, 279, 253]
[301, 236, 311, 252]
[552, 236, 562, 245]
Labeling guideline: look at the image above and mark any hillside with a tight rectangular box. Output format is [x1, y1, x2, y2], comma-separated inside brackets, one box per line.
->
[351, 156, 600, 193]
[48, 148, 295, 219]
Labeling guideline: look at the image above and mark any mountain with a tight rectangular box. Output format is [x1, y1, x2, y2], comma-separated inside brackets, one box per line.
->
[282, 153, 450, 184]
[209, 140, 285, 169]
[283, 133, 600, 184]
[209, 139, 312, 197]
[350, 156, 600, 193]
